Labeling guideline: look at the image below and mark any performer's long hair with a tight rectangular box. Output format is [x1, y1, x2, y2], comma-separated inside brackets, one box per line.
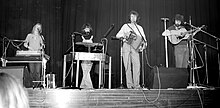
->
[32, 23, 42, 34]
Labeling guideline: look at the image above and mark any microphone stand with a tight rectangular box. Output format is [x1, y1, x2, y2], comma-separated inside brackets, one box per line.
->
[99, 38, 107, 89]
[141, 47, 145, 88]
[38, 35, 47, 89]
[161, 18, 169, 68]
[186, 23, 207, 88]
[33, 35, 46, 89]
[133, 23, 148, 89]
[111, 36, 124, 89]
[119, 38, 124, 89]
[187, 31, 197, 88]
[186, 23, 220, 86]
[100, 24, 114, 88]
[140, 41, 148, 89]
[41, 39, 46, 88]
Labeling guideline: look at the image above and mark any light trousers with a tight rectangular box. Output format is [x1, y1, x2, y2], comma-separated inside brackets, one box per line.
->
[122, 43, 140, 88]
[80, 61, 93, 89]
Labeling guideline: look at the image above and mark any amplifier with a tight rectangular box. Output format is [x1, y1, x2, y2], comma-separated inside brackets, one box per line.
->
[0, 66, 26, 85]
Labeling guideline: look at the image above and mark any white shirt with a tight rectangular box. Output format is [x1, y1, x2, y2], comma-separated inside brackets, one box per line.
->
[116, 23, 147, 42]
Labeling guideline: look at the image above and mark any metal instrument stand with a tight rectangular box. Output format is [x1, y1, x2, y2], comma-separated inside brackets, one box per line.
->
[217, 41, 220, 86]
[71, 33, 75, 87]
[187, 32, 207, 89]
[119, 39, 124, 89]
[33, 53, 47, 89]
[100, 38, 107, 89]
[187, 24, 220, 87]
[187, 24, 206, 88]
[187, 33, 198, 88]
[33, 39, 47, 89]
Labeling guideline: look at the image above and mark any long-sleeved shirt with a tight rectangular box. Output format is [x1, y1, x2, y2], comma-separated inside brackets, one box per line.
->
[116, 23, 147, 42]
[24, 33, 43, 51]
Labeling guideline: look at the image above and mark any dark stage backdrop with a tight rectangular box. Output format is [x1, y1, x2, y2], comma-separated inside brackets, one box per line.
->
[0, 0, 219, 87]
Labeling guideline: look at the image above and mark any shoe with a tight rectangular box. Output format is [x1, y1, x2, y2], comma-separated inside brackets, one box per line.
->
[134, 86, 142, 89]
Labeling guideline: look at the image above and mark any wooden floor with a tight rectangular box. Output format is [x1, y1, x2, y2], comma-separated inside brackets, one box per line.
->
[27, 88, 219, 108]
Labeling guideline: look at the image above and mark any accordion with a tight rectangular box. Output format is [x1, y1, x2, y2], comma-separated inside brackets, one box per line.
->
[126, 31, 143, 52]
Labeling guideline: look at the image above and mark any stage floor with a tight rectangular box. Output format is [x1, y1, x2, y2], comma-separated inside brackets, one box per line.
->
[27, 87, 219, 108]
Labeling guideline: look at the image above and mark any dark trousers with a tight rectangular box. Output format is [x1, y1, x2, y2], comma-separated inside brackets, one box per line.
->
[29, 63, 42, 82]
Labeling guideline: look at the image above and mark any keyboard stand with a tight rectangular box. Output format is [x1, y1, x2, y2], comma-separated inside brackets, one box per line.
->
[1, 56, 48, 88]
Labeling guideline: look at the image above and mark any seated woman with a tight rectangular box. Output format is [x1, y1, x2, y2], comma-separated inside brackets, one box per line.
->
[80, 23, 94, 89]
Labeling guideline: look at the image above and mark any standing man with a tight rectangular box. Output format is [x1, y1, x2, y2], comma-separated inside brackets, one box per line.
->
[162, 14, 189, 68]
[116, 10, 147, 89]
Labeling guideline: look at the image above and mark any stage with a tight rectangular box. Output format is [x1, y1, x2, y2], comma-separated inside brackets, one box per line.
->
[27, 87, 219, 108]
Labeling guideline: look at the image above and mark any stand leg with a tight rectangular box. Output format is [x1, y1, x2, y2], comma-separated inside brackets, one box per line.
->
[108, 56, 112, 89]
[42, 58, 46, 88]
[75, 60, 80, 87]
[141, 50, 145, 88]
[217, 41, 220, 86]
[98, 60, 102, 88]
[188, 39, 196, 88]
[63, 55, 67, 87]
[204, 45, 209, 85]
[119, 40, 124, 89]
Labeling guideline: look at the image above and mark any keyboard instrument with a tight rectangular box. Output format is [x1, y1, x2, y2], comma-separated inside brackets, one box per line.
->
[16, 50, 42, 56]
[65, 52, 105, 61]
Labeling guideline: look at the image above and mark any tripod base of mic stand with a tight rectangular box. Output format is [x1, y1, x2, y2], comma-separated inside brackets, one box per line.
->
[187, 83, 207, 89]
[32, 81, 45, 89]
[141, 85, 150, 90]
[118, 84, 125, 89]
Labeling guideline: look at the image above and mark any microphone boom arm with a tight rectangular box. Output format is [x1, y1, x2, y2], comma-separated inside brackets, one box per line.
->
[104, 24, 115, 38]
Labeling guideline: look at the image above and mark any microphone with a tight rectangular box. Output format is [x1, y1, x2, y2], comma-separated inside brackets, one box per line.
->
[40, 35, 45, 49]
[37, 28, 42, 34]
[111, 36, 119, 40]
[104, 24, 115, 38]
[189, 16, 192, 25]
[161, 18, 169, 21]
[16, 46, 21, 50]
[74, 32, 82, 35]
[41, 35, 45, 41]
[71, 32, 82, 36]
[183, 22, 190, 25]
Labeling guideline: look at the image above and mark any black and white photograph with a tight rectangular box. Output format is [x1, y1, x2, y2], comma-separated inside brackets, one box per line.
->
[0, 0, 219, 107]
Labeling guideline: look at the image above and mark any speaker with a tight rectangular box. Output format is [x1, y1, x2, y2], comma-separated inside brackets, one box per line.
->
[0, 66, 26, 85]
[152, 67, 189, 89]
